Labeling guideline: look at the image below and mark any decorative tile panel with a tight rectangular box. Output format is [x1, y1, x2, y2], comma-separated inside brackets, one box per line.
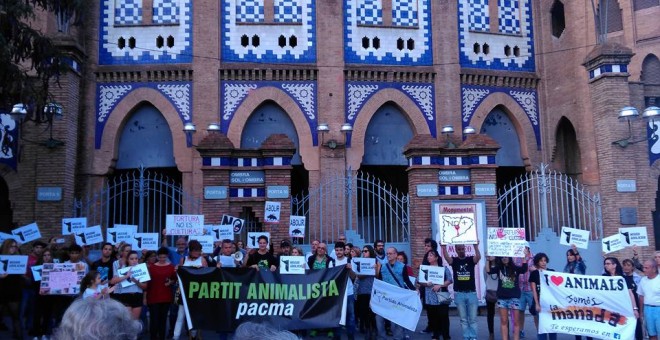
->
[100, 0, 192, 64]
[221, 81, 319, 145]
[458, 0, 534, 71]
[461, 85, 540, 148]
[222, 0, 316, 63]
[96, 82, 193, 148]
[345, 0, 432, 64]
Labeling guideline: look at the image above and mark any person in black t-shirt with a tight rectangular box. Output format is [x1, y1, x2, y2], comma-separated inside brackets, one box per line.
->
[91, 242, 115, 284]
[442, 241, 481, 340]
[529, 252, 557, 340]
[245, 235, 277, 271]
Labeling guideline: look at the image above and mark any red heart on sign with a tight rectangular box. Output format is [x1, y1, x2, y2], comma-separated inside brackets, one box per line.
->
[550, 275, 564, 286]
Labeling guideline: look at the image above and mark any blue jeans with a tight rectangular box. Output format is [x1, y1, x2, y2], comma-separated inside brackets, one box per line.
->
[376, 314, 403, 340]
[454, 291, 478, 340]
[345, 295, 356, 336]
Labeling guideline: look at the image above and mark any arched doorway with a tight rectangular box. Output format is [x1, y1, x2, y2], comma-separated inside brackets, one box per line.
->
[553, 117, 581, 179]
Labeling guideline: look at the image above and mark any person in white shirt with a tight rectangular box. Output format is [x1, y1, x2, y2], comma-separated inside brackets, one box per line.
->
[638, 259, 660, 340]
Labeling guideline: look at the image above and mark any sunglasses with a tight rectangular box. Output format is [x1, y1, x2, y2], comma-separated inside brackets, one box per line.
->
[362, 250, 369, 253]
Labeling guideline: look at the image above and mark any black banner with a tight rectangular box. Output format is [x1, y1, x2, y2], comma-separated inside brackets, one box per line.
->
[177, 265, 348, 331]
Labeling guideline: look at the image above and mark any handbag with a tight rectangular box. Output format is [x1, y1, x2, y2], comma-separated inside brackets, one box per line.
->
[485, 290, 498, 303]
[435, 290, 452, 304]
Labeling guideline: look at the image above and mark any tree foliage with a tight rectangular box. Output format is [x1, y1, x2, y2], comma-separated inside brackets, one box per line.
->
[0, 0, 85, 110]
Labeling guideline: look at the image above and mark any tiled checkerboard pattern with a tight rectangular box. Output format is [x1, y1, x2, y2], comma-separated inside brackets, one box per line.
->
[392, 0, 418, 27]
[236, 0, 265, 23]
[153, 0, 180, 24]
[468, 0, 489, 31]
[498, 0, 521, 34]
[114, 0, 142, 25]
[274, 0, 303, 23]
[357, 0, 383, 25]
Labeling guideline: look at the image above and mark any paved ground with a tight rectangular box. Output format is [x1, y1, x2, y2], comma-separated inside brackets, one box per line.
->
[3, 308, 605, 339]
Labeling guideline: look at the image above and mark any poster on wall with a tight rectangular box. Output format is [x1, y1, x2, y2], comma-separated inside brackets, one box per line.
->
[435, 203, 479, 245]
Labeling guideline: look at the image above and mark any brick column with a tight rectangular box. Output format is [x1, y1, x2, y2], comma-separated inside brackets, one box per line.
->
[196, 132, 235, 224]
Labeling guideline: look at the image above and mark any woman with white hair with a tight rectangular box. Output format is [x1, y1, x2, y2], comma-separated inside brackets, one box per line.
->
[53, 297, 142, 340]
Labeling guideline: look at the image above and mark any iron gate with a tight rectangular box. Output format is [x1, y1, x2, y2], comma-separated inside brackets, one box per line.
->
[291, 170, 409, 248]
[74, 166, 200, 235]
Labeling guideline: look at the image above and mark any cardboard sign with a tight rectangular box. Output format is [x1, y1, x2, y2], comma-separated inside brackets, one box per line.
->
[559, 227, 590, 249]
[131, 233, 159, 251]
[218, 255, 239, 268]
[11, 222, 42, 244]
[0, 255, 28, 274]
[247, 232, 271, 249]
[289, 216, 306, 238]
[117, 263, 151, 288]
[165, 214, 204, 235]
[221, 215, 245, 234]
[602, 234, 625, 254]
[62, 217, 87, 235]
[106, 226, 136, 244]
[351, 257, 376, 276]
[208, 225, 233, 241]
[40, 263, 85, 295]
[618, 227, 649, 247]
[418, 265, 446, 285]
[264, 201, 281, 224]
[279, 256, 306, 275]
[189, 235, 214, 254]
[0, 232, 19, 242]
[31, 264, 43, 281]
[74, 225, 104, 246]
[486, 227, 528, 257]
[437, 203, 479, 245]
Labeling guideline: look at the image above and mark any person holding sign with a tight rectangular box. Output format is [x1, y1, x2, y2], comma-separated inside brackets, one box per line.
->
[147, 247, 177, 340]
[172, 240, 208, 340]
[529, 253, 557, 340]
[32, 248, 56, 340]
[422, 249, 453, 340]
[356, 245, 378, 340]
[486, 253, 529, 340]
[603, 257, 640, 320]
[564, 244, 586, 275]
[245, 235, 277, 271]
[0, 239, 23, 340]
[111, 250, 147, 320]
[638, 259, 660, 340]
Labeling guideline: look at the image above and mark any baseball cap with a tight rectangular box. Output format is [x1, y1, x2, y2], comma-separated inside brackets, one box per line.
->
[280, 240, 291, 247]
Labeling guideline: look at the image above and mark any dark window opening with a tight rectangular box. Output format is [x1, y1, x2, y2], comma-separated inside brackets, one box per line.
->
[362, 36, 370, 49]
[396, 38, 404, 50]
[241, 35, 249, 47]
[118, 37, 126, 49]
[551, 0, 566, 38]
[128, 37, 136, 49]
[473, 43, 481, 54]
[156, 36, 164, 48]
[289, 35, 297, 48]
[166, 36, 174, 48]
[251, 35, 260, 47]
[406, 38, 414, 50]
[373, 37, 380, 49]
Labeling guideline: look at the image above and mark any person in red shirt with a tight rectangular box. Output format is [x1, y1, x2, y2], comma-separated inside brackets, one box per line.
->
[147, 247, 177, 340]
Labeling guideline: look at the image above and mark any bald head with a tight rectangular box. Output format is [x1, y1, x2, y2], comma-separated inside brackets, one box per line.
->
[643, 259, 658, 277]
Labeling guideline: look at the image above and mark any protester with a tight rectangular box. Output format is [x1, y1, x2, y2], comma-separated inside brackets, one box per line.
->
[350, 246, 361, 260]
[530, 252, 557, 340]
[375, 246, 416, 340]
[147, 247, 176, 340]
[91, 242, 115, 284]
[484, 256, 500, 340]
[245, 235, 277, 271]
[623, 258, 644, 340]
[233, 322, 298, 340]
[334, 241, 356, 340]
[80, 270, 113, 299]
[515, 247, 535, 339]
[487, 253, 529, 340]
[23, 240, 46, 333]
[442, 242, 481, 340]
[216, 239, 242, 268]
[306, 239, 320, 262]
[278, 239, 292, 258]
[638, 259, 660, 340]
[31, 248, 56, 339]
[173, 240, 208, 340]
[111, 250, 147, 320]
[356, 245, 378, 340]
[52, 297, 142, 340]
[330, 234, 347, 259]
[422, 249, 452, 340]
[374, 240, 386, 264]
[564, 244, 589, 340]
[307, 242, 337, 339]
[602, 257, 639, 320]
[0, 239, 23, 339]
[420, 238, 439, 334]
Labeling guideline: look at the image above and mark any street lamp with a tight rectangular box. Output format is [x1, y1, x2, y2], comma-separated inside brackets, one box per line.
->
[10, 102, 64, 148]
[611, 106, 660, 148]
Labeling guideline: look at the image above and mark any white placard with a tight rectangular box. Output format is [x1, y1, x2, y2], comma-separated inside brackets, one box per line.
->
[437, 204, 479, 245]
[264, 201, 281, 224]
[208, 225, 233, 241]
[74, 225, 104, 246]
[62, 217, 87, 235]
[0, 255, 28, 274]
[218, 255, 239, 268]
[31, 264, 43, 281]
[106, 226, 136, 244]
[117, 263, 151, 287]
[0, 232, 19, 242]
[486, 227, 528, 257]
[12, 222, 41, 244]
[279, 256, 306, 275]
[559, 227, 590, 249]
[370, 279, 422, 332]
[165, 214, 204, 235]
[189, 235, 214, 254]
[247, 232, 271, 249]
[221, 215, 245, 234]
[131, 233, 159, 251]
[289, 216, 306, 238]
[418, 265, 446, 285]
[351, 257, 376, 276]
[602, 234, 626, 254]
[618, 227, 649, 247]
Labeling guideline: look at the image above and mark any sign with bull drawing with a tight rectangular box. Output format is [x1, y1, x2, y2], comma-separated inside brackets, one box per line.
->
[264, 201, 281, 224]
[289, 216, 306, 238]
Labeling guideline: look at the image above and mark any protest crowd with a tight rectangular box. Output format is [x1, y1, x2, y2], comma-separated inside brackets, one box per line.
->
[1, 227, 659, 340]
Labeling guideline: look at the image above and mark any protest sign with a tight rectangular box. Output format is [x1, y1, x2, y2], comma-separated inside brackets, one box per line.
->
[279, 256, 306, 275]
[559, 227, 590, 249]
[74, 225, 104, 246]
[131, 233, 159, 251]
[117, 263, 151, 288]
[370, 279, 423, 331]
[0, 255, 28, 274]
[166, 214, 204, 235]
[289, 216, 306, 238]
[247, 232, 271, 249]
[538, 271, 636, 340]
[418, 265, 446, 285]
[264, 201, 281, 224]
[0, 232, 19, 242]
[486, 227, 527, 257]
[11, 222, 41, 244]
[618, 227, 648, 247]
[436, 203, 479, 245]
[221, 215, 245, 234]
[351, 257, 376, 276]
[40, 263, 86, 295]
[106, 226, 136, 244]
[208, 225, 233, 241]
[189, 235, 214, 254]
[602, 234, 625, 254]
[32, 265, 43, 281]
[177, 265, 348, 331]
[62, 217, 87, 235]
[217, 255, 239, 268]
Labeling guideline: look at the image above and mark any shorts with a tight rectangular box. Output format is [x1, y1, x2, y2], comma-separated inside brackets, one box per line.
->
[519, 290, 534, 311]
[113, 292, 143, 308]
[645, 305, 660, 337]
[497, 297, 522, 310]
